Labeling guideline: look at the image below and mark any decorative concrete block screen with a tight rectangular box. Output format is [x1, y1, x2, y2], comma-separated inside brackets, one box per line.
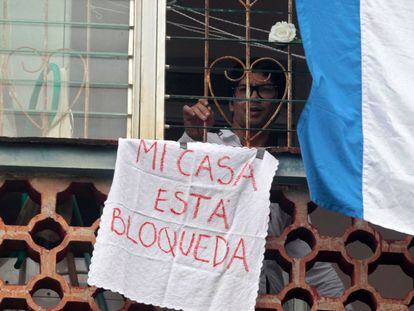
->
[1, 172, 414, 310]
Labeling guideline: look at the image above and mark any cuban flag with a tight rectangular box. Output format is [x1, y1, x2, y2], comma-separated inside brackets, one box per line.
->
[296, 1, 414, 234]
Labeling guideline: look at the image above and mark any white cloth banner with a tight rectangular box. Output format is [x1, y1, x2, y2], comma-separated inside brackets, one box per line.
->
[88, 139, 278, 311]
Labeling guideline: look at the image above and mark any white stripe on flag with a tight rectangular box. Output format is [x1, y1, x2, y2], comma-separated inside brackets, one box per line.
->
[361, 1, 414, 234]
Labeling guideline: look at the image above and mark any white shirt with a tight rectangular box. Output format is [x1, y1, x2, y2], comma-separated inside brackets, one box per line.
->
[179, 130, 346, 297]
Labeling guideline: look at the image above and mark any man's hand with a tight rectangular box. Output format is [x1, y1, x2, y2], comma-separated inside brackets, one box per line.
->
[183, 99, 214, 141]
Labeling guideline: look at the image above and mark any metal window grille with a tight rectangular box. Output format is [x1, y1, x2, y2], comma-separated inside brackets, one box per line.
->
[0, 0, 132, 139]
[164, 0, 310, 148]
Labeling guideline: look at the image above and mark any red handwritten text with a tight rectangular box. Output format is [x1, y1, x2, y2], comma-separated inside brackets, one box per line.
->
[152, 188, 229, 230]
[135, 140, 258, 191]
[110, 207, 249, 272]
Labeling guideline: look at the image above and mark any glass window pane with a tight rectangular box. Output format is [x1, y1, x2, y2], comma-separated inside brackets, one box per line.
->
[0, 0, 131, 139]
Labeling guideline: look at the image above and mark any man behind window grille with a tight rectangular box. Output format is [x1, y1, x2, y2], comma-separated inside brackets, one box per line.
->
[179, 60, 347, 300]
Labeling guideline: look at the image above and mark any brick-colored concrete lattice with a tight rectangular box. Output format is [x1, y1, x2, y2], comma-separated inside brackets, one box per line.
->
[1, 177, 413, 310]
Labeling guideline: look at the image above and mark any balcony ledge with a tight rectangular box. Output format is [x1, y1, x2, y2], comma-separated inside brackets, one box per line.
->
[0, 137, 306, 185]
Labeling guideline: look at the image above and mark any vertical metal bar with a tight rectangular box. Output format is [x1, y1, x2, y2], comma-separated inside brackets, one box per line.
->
[84, 0, 91, 138]
[126, 0, 135, 138]
[202, 0, 209, 142]
[18, 256, 27, 284]
[245, 0, 251, 148]
[42, 0, 49, 136]
[202, 0, 209, 143]
[287, 0, 293, 147]
[132, 0, 142, 138]
[66, 252, 80, 286]
[63, 0, 67, 68]
[0, 0, 8, 136]
[155, 0, 166, 140]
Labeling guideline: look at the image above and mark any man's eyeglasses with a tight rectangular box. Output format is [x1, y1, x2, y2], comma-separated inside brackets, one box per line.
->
[233, 84, 278, 99]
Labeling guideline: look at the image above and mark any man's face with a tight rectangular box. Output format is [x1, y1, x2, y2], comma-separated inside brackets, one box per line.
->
[229, 72, 278, 129]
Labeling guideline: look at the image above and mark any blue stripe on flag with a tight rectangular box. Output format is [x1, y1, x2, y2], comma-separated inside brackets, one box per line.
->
[296, 0, 364, 218]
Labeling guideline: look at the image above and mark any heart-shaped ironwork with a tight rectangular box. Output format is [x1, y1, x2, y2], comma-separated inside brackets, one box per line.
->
[3, 46, 87, 136]
[207, 56, 288, 142]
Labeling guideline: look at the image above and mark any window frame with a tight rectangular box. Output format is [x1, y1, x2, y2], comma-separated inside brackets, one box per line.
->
[129, 0, 166, 140]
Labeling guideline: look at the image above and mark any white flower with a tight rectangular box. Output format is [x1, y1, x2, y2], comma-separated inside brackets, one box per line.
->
[268, 21, 296, 43]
